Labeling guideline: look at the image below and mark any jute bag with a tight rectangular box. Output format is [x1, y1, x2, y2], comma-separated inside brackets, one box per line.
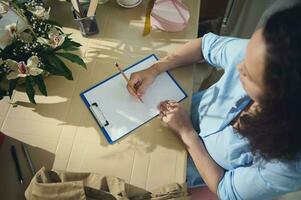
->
[25, 167, 191, 200]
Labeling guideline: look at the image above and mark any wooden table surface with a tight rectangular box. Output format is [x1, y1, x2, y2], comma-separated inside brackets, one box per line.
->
[0, 0, 201, 197]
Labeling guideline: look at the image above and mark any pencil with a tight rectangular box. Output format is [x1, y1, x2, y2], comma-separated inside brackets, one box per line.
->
[115, 62, 143, 103]
[11, 145, 24, 184]
[22, 143, 36, 176]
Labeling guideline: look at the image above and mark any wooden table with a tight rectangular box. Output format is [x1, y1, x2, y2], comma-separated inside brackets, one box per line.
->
[0, 0, 200, 194]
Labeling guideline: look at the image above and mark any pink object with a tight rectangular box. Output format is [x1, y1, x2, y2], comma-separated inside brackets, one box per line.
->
[151, 0, 190, 32]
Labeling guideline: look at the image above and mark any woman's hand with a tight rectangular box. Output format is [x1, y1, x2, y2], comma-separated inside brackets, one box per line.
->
[127, 64, 160, 97]
[158, 100, 195, 139]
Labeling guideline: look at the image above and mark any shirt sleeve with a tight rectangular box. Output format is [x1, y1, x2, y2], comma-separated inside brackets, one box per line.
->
[201, 33, 249, 70]
[217, 163, 301, 200]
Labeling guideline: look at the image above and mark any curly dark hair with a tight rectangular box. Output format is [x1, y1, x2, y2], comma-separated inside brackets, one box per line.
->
[239, 4, 301, 161]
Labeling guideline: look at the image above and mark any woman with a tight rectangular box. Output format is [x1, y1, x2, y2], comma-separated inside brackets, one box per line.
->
[127, 5, 301, 200]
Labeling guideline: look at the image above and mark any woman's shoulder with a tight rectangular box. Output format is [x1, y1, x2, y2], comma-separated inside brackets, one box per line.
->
[256, 155, 301, 175]
[250, 156, 301, 192]
[201, 33, 249, 70]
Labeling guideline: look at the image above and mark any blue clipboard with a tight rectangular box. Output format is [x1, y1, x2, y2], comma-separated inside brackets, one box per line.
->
[80, 54, 187, 144]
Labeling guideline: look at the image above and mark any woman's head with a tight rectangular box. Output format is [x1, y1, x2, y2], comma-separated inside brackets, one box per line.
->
[237, 29, 266, 103]
[238, 4, 301, 161]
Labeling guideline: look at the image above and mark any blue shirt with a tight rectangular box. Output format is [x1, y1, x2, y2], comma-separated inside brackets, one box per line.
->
[191, 33, 301, 200]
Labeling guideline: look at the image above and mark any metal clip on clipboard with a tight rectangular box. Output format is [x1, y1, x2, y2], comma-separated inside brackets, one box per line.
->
[89, 103, 109, 127]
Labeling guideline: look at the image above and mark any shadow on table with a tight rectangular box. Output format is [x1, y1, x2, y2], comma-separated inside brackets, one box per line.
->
[0, 133, 55, 200]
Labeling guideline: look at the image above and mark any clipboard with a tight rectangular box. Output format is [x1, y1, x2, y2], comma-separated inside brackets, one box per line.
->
[80, 54, 187, 144]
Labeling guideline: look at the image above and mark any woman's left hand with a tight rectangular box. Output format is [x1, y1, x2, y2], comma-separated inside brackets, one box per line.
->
[158, 100, 195, 138]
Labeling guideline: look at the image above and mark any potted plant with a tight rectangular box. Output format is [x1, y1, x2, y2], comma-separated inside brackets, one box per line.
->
[0, 0, 86, 104]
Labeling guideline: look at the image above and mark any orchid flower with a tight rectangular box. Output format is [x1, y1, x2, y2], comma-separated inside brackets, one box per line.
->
[48, 28, 65, 48]
[37, 28, 65, 48]
[28, 6, 51, 20]
[0, 23, 17, 49]
[6, 56, 43, 80]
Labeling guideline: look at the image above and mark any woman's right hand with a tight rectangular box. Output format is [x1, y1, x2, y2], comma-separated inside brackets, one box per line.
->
[127, 64, 161, 97]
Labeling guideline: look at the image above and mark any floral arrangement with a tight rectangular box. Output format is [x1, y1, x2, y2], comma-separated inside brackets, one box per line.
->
[0, 0, 86, 104]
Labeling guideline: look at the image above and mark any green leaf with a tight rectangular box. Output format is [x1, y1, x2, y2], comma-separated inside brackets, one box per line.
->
[46, 55, 73, 80]
[60, 46, 79, 51]
[56, 52, 87, 69]
[25, 77, 36, 104]
[41, 64, 61, 76]
[54, 37, 81, 51]
[0, 73, 4, 82]
[32, 75, 47, 96]
[8, 79, 18, 98]
[65, 36, 81, 46]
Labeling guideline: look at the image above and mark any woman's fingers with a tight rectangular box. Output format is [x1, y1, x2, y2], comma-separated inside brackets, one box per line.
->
[127, 74, 141, 96]
[127, 84, 137, 96]
[158, 100, 179, 119]
[159, 100, 178, 110]
[127, 74, 149, 97]
[159, 101, 169, 112]
[127, 66, 159, 97]
[167, 100, 178, 107]
[136, 81, 147, 96]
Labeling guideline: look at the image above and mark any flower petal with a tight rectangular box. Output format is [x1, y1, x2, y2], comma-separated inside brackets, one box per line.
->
[0, 29, 12, 49]
[5, 59, 18, 71]
[28, 67, 43, 76]
[5, 23, 17, 37]
[27, 56, 39, 68]
[18, 61, 27, 74]
[0, 3, 8, 14]
[28, 6, 49, 19]
[6, 71, 19, 80]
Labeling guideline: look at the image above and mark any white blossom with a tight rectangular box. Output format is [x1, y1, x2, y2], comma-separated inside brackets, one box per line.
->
[0, 3, 8, 15]
[48, 28, 65, 48]
[28, 6, 51, 20]
[5, 23, 17, 37]
[0, 23, 17, 49]
[6, 56, 43, 79]
[26, 56, 43, 76]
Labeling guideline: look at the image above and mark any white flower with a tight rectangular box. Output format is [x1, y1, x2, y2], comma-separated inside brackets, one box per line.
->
[48, 28, 65, 48]
[6, 56, 43, 80]
[0, 23, 17, 49]
[0, 3, 8, 15]
[5, 23, 17, 37]
[5, 59, 21, 79]
[1, 10, 29, 33]
[37, 29, 65, 48]
[26, 56, 43, 76]
[28, 6, 51, 20]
